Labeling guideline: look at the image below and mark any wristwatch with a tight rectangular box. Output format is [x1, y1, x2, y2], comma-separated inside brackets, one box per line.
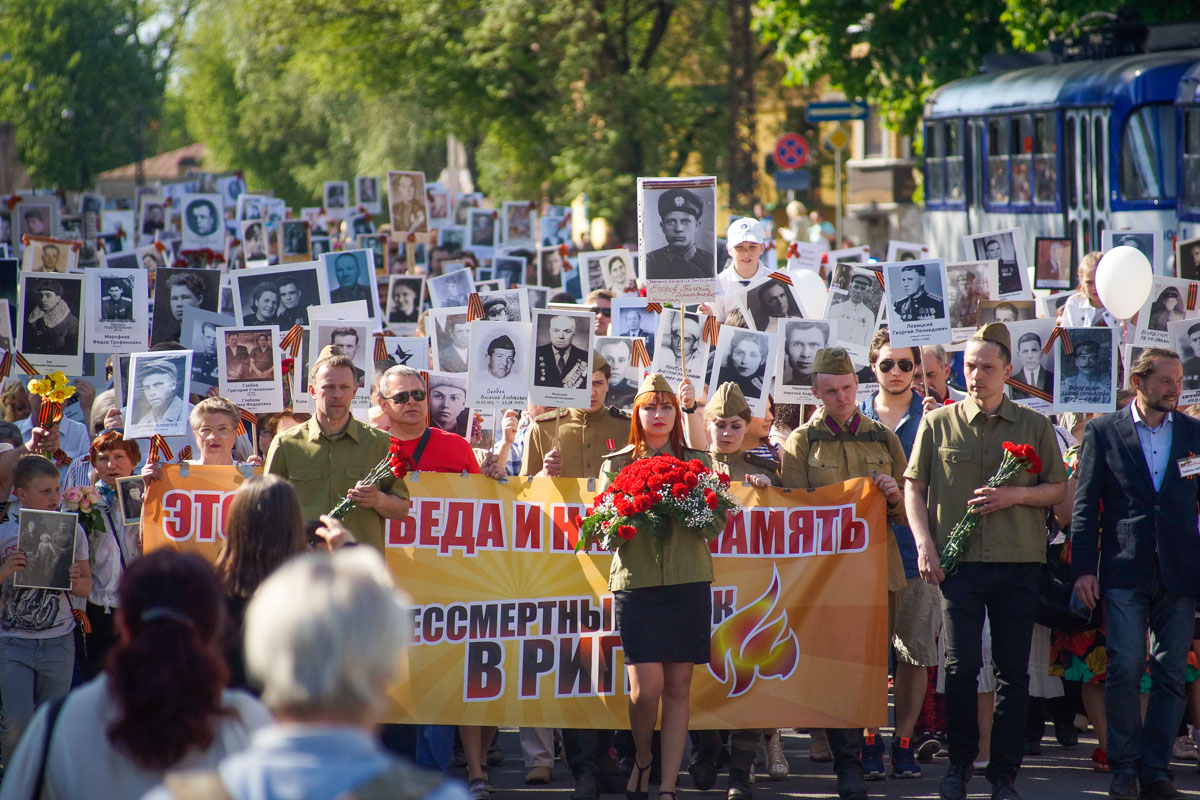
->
[682, 402, 698, 414]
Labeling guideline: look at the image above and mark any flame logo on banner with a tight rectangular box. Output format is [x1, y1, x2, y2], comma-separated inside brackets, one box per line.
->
[707, 566, 799, 697]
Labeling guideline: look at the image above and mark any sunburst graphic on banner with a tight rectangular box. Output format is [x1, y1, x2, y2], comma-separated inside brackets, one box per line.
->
[707, 565, 799, 697]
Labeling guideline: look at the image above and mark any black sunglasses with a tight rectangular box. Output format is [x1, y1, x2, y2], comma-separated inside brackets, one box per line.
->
[385, 389, 427, 404]
[591, 307, 612, 317]
[877, 359, 915, 373]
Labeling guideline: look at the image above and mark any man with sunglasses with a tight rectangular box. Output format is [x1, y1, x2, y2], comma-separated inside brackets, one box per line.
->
[859, 328, 937, 780]
[374, 364, 484, 475]
[584, 289, 614, 335]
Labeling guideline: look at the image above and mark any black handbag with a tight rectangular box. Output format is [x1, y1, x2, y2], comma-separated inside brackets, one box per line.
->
[1036, 538, 1100, 634]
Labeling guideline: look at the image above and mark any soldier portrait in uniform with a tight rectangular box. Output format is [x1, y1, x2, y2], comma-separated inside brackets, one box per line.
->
[428, 268, 473, 309]
[356, 176, 381, 213]
[888, 263, 945, 322]
[468, 209, 497, 251]
[946, 262, 992, 329]
[242, 219, 269, 263]
[467, 320, 531, 408]
[320, 250, 380, 319]
[125, 353, 192, 439]
[20, 276, 82, 359]
[432, 311, 470, 373]
[533, 312, 591, 390]
[711, 326, 776, 417]
[387, 171, 429, 235]
[280, 219, 311, 259]
[1178, 235, 1200, 283]
[99, 277, 134, 321]
[180, 194, 224, 251]
[323, 181, 349, 211]
[965, 228, 1027, 297]
[1055, 327, 1115, 411]
[825, 269, 882, 352]
[596, 336, 640, 409]
[479, 289, 526, 322]
[641, 185, 716, 283]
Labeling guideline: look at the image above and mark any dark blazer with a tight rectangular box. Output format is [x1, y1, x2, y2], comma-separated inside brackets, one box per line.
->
[1071, 407, 1200, 596]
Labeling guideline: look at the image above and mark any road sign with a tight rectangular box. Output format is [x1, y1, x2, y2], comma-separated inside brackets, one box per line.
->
[807, 101, 869, 122]
[773, 169, 810, 192]
[822, 125, 850, 153]
[773, 133, 809, 169]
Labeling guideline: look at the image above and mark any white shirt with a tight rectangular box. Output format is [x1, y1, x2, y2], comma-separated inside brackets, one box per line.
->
[708, 260, 773, 322]
[17, 416, 91, 462]
[1060, 294, 1118, 328]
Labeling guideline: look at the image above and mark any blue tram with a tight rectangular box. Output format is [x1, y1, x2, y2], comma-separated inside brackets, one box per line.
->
[923, 43, 1200, 269]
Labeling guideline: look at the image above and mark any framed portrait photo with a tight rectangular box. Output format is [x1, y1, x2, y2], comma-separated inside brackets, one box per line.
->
[323, 181, 350, 214]
[467, 320, 531, 408]
[84, 269, 148, 353]
[116, 475, 147, 526]
[13, 509, 78, 591]
[179, 193, 225, 251]
[1054, 326, 1117, 413]
[529, 308, 594, 408]
[1177, 235, 1200, 282]
[217, 326, 283, 412]
[883, 259, 953, 348]
[17, 271, 85, 374]
[124, 351, 193, 439]
[232, 260, 329, 330]
[387, 170, 430, 235]
[1103, 229, 1164, 276]
[963, 228, 1030, 298]
[20, 237, 78, 274]
[637, 176, 718, 303]
[355, 175, 381, 215]
[1033, 236, 1073, 290]
[710, 325, 777, 418]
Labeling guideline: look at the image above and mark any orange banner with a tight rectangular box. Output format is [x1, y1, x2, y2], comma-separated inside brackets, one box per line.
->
[145, 469, 888, 729]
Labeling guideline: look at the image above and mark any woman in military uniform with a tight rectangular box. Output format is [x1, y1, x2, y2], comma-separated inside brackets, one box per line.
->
[600, 373, 725, 800]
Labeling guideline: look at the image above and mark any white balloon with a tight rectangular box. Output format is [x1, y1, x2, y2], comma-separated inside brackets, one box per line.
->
[791, 269, 829, 319]
[1095, 245, 1153, 320]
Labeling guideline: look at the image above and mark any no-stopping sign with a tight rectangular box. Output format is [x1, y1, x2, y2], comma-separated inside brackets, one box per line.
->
[774, 133, 809, 169]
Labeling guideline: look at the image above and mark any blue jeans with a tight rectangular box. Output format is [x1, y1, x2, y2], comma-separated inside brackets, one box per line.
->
[0, 633, 75, 761]
[1104, 561, 1196, 783]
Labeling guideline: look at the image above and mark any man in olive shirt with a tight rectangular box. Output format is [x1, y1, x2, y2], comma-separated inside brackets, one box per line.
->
[265, 345, 410, 551]
[780, 347, 908, 800]
[904, 324, 1066, 800]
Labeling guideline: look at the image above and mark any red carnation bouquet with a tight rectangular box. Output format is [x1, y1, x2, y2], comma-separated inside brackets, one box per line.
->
[939, 441, 1043, 575]
[574, 454, 741, 559]
[328, 437, 411, 520]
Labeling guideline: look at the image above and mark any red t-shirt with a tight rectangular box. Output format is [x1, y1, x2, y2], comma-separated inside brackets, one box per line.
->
[392, 427, 479, 474]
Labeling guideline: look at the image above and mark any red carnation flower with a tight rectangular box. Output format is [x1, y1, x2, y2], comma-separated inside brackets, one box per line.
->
[705, 491, 718, 510]
[671, 483, 689, 499]
[573, 515, 584, 528]
[634, 494, 653, 513]
[684, 472, 698, 488]
[618, 525, 636, 540]
[717, 472, 731, 485]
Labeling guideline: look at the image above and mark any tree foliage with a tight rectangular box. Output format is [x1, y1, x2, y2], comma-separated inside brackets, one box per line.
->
[0, 0, 192, 189]
[755, 0, 1195, 138]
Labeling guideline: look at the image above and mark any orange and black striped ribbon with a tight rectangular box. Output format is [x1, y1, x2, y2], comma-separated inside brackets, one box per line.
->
[466, 292, 485, 321]
[1041, 327, 1075, 356]
[279, 325, 304, 358]
[177, 446, 193, 462]
[36, 401, 62, 427]
[1004, 377, 1052, 402]
[236, 407, 257, 437]
[644, 302, 663, 314]
[871, 268, 886, 290]
[0, 352, 11, 379]
[51, 449, 71, 467]
[1188, 283, 1198, 311]
[630, 339, 652, 368]
[374, 334, 389, 363]
[13, 353, 37, 375]
[768, 271, 794, 286]
[148, 434, 173, 463]
[702, 315, 721, 347]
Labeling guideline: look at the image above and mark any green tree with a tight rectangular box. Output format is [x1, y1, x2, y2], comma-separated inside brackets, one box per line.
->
[0, 0, 192, 189]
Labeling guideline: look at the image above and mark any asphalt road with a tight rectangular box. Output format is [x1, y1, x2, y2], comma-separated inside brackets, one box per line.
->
[478, 725, 1200, 799]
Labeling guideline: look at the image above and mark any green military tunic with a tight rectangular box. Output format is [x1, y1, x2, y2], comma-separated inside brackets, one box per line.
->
[599, 444, 724, 591]
[521, 406, 631, 480]
[708, 448, 781, 486]
[780, 406, 909, 592]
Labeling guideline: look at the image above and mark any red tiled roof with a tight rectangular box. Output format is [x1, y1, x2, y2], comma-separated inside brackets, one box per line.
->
[97, 142, 207, 180]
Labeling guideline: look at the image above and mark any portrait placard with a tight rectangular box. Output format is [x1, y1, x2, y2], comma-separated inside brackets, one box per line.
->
[1053, 326, 1117, 413]
[428, 269, 475, 309]
[885, 240, 930, 263]
[733, 273, 805, 333]
[375, 336, 430, 371]
[125, 351, 193, 439]
[1103, 229, 1164, 276]
[385, 275, 425, 333]
[429, 306, 469, 373]
[828, 245, 870, 264]
[823, 264, 884, 360]
[240, 219, 270, 265]
[503, 202, 536, 248]
[584, 249, 637, 296]
[319, 250, 381, 321]
[17, 271, 85, 374]
[1172, 317, 1200, 405]
[20, 236, 78, 274]
[180, 307, 235, 391]
[977, 300, 1036, 325]
[479, 288, 529, 323]
[638, 176, 718, 303]
[945, 260, 998, 338]
[13, 509, 78, 591]
[493, 256, 530, 291]
[235, 193, 269, 221]
[883, 259, 952, 348]
[13, 201, 57, 257]
[279, 220, 312, 263]
[179, 193, 225, 251]
[387, 170, 430, 235]
[217, 326, 283, 412]
[785, 241, 824, 273]
[323, 181, 350, 214]
[1038, 290, 1075, 320]
[612, 298, 659, 353]
[84, 269, 147, 353]
[530, 308, 594, 408]
[537, 247, 568, 290]
[137, 195, 169, 247]
[310, 320, 371, 418]
[468, 321, 532, 409]
[1004, 318, 1056, 415]
[517, 284, 549, 310]
[345, 214, 375, 240]
[774, 319, 837, 405]
[595, 336, 642, 410]
[468, 210, 498, 259]
[439, 226, 466, 254]
[1177, 235, 1200, 282]
[117, 475, 146, 526]
[1033, 237, 1073, 290]
[356, 176, 381, 215]
[539, 207, 572, 247]
[710, 325, 778, 418]
[1132, 277, 1200, 347]
[102, 251, 140, 270]
[150, 268, 222, 347]
[650, 308, 710, 389]
[358, 233, 388, 277]
[426, 186, 451, 229]
[426, 371, 470, 438]
[963, 228, 1030, 299]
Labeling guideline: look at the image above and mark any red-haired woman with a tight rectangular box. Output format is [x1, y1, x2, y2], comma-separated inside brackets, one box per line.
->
[73, 430, 142, 679]
[599, 373, 727, 800]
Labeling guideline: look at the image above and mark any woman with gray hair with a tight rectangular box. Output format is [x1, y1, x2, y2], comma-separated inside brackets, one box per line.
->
[151, 548, 469, 800]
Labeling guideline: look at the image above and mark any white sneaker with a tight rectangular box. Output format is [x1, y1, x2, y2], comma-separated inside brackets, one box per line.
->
[764, 730, 789, 780]
[1172, 735, 1198, 762]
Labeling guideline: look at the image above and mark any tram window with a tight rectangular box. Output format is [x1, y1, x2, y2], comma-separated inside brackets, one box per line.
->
[1094, 117, 1104, 208]
[1184, 109, 1200, 211]
[1120, 105, 1175, 201]
[1033, 114, 1057, 205]
[925, 123, 944, 202]
[1081, 120, 1090, 208]
[1064, 117, 1076, 207]
[945, 121, 963, 202]
[1010, 116, 1032, 204]
[987, 118, 1009, 204]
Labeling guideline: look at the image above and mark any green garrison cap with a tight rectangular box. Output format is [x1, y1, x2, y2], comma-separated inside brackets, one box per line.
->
[592, 349, 609, 374]
[971, 322, 1011, 354]
[636, 372, 673, 397]
[812, 347, 855, 376]
[707, 382, 752, 421]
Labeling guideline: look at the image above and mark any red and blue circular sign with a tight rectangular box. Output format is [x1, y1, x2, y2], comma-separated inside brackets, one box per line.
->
[774, 133, 809, 169]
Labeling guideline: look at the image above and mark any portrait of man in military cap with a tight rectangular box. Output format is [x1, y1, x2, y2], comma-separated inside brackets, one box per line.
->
[641, 182, 717, 283]
[467, 320, 532, 407]
[1055, 327, 1115, 411]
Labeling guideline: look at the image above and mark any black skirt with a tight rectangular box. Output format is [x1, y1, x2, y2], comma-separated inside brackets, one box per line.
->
[614, 581, 712, 664]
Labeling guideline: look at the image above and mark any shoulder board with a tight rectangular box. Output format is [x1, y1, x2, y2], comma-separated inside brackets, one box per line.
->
[743, 452, 781, 471]
[608, 405, 632, 419]
[534, 408, 570, 423]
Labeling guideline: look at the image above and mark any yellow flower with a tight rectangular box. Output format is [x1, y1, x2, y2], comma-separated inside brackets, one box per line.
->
[46, 389, 69, 404]
[27, 378, 51, 396]
[49, 371, 68, 389]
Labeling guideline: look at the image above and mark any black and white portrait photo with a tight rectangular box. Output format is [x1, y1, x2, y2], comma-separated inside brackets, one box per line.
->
[151, 268, 221, 346]
[125, 352, 193, 439]
[829, 246, 870, 264]
[596, 336, 641, 409]
[538, 247, 567, 290]
[531, 309, 594, 407]
[320, 250, 380, 319]
[181, 307, 234, 391]
[823, 265, 882, 357]
[102, 251, 139, 270]
[356, 176, 381, 214]
[386, 276, 425, 330]
[1134, 277, 1195, 348]
[598, 249, 636, 295]
[964, 228, 1029, 297]
[711, 326, 776, 417]
[1176, 319, 1200, 403]
[117, 476, 146, 526]
[1178, 235, 1200, 282]
[886, 240, 929, 263]
[311, 321, 370, 395]
[359, 234, 388, 276]
[638, 176, 718, 301]
[977, 300, 1035, 325]
[387, 170, 429, 235]
[218, 327, 284, 412]
[1034, 237, 1073, 290]
[280, 220, 312, 262]
[431, 310, 470, 373]
[493, 256, 526, 290]
[84, 268, 148, 354]
[736, 274, 804, 332]
[520, 284, 549, 310]
[13, 510, 78, 591]
[479, 289, 527, 322]
[1005, 319, 1056, 413]
[232, 262, 326, 329]
[241, 219, 270, 263]
[651, 308, 709, 387]
[1104, 229, 1162, 276]
[439, 226, 466, 254]
[18, 273, 84, 374]
[780, 319, 833, 388]
[345, 213, 375, 239]
[324, 181, 349, 211]
[236, 193, 267, 222]
[310, 236, 332, 259]
[180, 193, 224, 251]
[100, 275, 134, 320]
[21, 237, 77, 274]
[467, 320, 531, 408]
[138, 243, 165, 272]
[612, 299, 658, 355]
[946, 260, 995, 332]
[428, 269, 474, 309]
[427, 187, 451, 228]
[15, 202, 55, 255]
[427, 372, 470, 437]
[468, 208, 497, 252]
[1054, 326, 1116, 413]
[140, 199, 167, 239]
[503, 202, 536, 246]
[884, 259, 953, 348]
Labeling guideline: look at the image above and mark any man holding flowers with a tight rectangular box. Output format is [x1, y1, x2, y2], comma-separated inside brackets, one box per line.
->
[904, 323, 1066, 800]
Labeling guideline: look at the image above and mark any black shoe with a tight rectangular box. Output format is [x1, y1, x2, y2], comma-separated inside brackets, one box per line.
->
[626, 759, 651, 800]
[836, 770, 868, 800]
[687, 755, 717, 791]
[486, 741, 504, 766]
[914, 732, 941, 763]
[1139, 778, 1186, 799]
[572, 773, 599, 800]
[991, 777, 1023, 800]
[727, 768, 752, 800]
[599, 769, 627, 795]
[1053, 721, 1079, 748]
[1023, 737, 1041, 756]
[940, 763, 974, 800]
[1109, 773, 1138, 800]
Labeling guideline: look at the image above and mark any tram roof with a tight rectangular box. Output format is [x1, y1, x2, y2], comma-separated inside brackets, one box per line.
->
[926, 49, 1200, 118]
